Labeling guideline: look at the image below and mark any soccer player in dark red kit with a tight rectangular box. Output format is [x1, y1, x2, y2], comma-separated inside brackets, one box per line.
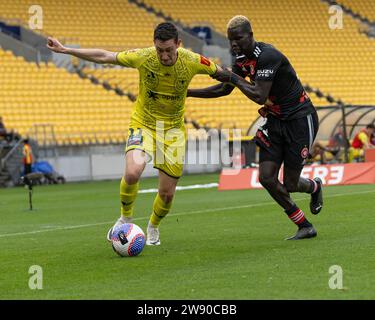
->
[187, 15, 323, 240]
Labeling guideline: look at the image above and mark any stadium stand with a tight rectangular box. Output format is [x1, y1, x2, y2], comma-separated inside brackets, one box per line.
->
[0, 0, 163, 51]
[81, 65, 261, 134]
[1, 0, 374, 144]
[186, 75, 260, 133]
[142, 0, 375, 106]
[0, 48, 133, 145]
[337, 0, 375, 22]
[82, 67, 140, 98]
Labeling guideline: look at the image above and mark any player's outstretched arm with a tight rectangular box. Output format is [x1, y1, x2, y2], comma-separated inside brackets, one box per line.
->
[46, 37, 118, 64]
[187, 83, 234, 98]
[187, 65, 234, 98]
[212, 68, 272, 105]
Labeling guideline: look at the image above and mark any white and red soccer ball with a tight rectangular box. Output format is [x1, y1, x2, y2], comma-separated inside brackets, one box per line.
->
[111, 223, 145, 257]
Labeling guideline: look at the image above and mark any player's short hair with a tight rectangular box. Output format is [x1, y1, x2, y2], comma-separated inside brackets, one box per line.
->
[154, 22, 179, 42]
[227, 15, 252, 32]
[366, 123, 375, 129]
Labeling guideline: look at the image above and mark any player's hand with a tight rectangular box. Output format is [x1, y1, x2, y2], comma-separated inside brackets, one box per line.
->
[46, 37, 67, 53]
[211, 66, 232, 83]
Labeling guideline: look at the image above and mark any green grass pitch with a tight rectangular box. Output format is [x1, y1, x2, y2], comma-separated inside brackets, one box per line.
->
[0, 173, 374, 299]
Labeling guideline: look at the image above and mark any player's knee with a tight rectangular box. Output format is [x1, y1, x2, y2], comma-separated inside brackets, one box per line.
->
[158, 190, 174, 204]
[284, 180, 298, 193]
[259, 174, 276, 191]
[124, 172, 141, 185]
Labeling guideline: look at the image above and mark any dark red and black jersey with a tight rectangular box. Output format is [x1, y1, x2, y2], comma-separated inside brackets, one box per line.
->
[232, 42, 315, 120]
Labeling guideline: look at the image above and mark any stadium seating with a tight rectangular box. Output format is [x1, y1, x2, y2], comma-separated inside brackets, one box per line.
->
[0, 0, 163, 51]
[84, 67, 140, 95]
[83, 66, 261, 134]
[338, 0, 375, 21]
[143, 0, 375, 106]
[1, 0, 374, 145]
[186, 75, 260, 133]
[82, 62, 334, 135]
[0, 48, 133, 145]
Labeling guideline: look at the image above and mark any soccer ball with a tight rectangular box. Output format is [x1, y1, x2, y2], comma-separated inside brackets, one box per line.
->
[111, 223, 146, 257]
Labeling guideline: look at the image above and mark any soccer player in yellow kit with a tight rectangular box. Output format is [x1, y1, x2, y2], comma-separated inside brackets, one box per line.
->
[47, 22, 220, 245]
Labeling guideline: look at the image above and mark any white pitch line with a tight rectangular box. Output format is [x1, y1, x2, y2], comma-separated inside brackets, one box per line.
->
[0, 188, 374, 239]
[138, 183, 218, 194]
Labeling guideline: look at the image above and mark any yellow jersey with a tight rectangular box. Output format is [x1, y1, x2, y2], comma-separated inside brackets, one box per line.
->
[116, 47, 217, 131]
[23, 144, 33, 164]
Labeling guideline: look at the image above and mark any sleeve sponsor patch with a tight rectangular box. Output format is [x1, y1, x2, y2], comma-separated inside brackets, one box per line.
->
[200, 55, 211, 66]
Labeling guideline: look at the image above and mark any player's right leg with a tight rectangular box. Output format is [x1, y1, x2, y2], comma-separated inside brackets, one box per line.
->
[106, 149, 147, 242]
[146, 126, 185, 245]
[256, 117, 316, 240]
[146, 169, 179, 245]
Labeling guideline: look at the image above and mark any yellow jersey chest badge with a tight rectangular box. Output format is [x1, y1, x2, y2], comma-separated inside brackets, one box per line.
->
[144, 70, 159, 90]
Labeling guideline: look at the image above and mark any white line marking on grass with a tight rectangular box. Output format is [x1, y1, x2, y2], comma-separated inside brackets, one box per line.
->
[0, 188, 374, 239]
[0, 221, 114, 238]
[138, 183, 218, 193]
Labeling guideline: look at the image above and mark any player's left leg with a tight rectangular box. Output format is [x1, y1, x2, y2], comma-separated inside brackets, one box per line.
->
[146, 170, 179, 245]
[107, 124, 153, 242]
[283, 166, 323, 215]
[106, 149, 147, 242]
[283, 111, 323, 215]
[24, 163, 32, 175]
[256, 116, 315, 240]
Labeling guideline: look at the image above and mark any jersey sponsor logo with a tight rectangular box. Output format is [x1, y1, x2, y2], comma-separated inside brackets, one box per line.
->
[147, 90, 181, 101]
[256, 69, 274, 78]
[200, 55, 211, 66]
[161, 93, 181, 101]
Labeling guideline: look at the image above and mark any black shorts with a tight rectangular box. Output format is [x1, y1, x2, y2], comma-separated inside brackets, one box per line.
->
[24, 164, 32, 175]
[255, 111, 319, 169]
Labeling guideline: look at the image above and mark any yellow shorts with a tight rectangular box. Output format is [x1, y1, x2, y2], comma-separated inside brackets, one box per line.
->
[349, 147, 364, 162]
[125, 120, 186, 179]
